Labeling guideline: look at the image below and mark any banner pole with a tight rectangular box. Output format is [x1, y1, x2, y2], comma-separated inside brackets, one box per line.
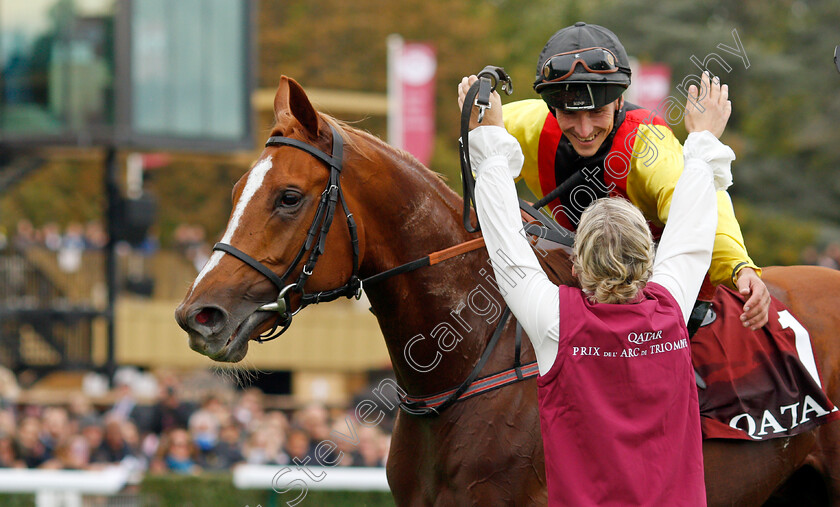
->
[387, 34, 404, 149]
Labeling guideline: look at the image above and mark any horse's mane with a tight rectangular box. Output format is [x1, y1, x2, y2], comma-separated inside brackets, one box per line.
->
[321, 114, 449, 183]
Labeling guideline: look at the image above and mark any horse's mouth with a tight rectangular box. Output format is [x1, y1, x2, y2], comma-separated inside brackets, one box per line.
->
[197, 310, 275, 362]
[240, 309, 281, 343]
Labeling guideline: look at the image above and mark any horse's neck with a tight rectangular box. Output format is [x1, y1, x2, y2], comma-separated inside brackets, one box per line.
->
[346, 134, 502, 396]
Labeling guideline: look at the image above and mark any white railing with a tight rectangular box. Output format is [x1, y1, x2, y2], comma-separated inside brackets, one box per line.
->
[0, 466, 130, 507]
[233, 464, 390, 492]
[0, 464, 389, 505]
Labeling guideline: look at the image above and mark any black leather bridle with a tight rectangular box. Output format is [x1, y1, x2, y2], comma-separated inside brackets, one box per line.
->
[211, 122, 494, 345]
[210, 110, 572, 416]
[213, 124, 362, 342]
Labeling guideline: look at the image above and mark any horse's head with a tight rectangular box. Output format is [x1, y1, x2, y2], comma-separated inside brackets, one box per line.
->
[175, 76, 363, 362]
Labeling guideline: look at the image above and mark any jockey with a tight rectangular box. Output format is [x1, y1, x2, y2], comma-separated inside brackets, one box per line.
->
[458, 63, 736, 507]
[501, 22, 770, 330]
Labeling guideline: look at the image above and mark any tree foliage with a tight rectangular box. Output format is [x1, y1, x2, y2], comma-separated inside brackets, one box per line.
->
[584, 0, 840, 222]
[2, 0, 838, 260]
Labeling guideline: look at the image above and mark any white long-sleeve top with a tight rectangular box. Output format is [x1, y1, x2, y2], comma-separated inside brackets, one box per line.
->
[472, 126, 735, 375]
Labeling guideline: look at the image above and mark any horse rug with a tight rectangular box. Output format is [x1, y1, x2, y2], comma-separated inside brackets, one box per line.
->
[692, 286, 840, 440]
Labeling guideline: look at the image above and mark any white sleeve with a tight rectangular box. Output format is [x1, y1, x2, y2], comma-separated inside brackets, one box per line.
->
[471, 126, 560, 375]
[649, 130, 735, 323]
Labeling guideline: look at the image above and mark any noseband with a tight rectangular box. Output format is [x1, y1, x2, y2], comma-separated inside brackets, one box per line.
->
[211, 119, 572, 344]
[213, 124, 362, 342]
[210, 118, 570, 416]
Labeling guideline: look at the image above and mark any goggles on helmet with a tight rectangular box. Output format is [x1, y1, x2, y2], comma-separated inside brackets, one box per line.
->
[539, 47, 629, 86]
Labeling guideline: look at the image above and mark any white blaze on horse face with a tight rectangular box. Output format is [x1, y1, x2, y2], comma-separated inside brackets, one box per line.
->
[190, 156, 274, 294]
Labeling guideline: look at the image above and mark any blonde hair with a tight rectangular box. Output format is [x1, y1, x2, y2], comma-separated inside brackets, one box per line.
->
[572, 198, 655, 304]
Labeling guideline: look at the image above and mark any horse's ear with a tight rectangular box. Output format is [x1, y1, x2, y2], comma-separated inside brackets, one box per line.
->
[274, 76, 321, 139]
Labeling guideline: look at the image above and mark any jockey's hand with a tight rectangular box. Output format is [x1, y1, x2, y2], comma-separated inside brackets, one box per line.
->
[684, 71, 731, 138]
[736, 267, 770, 330]
[458, 75, 503, 130]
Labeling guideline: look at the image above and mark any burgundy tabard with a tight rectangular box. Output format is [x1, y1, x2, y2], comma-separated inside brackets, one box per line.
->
[538, 283, 705, 506]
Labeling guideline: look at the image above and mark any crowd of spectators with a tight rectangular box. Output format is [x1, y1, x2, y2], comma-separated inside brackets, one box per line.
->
[5, 219, 108, 253]
[800, 242, 840, 270]
[1, 219, 214, 274]
[0, 219, 109, 273]
[0, 372, 392, 475]
[172, 223, 211, 273]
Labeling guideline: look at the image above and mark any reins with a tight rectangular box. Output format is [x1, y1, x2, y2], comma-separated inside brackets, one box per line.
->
[459, 66, 574, 244]
[396, 68, 578, 416]
[212, 125, 490, 344]
[216, 72, 577, 416]
[459, 66, 513, 232]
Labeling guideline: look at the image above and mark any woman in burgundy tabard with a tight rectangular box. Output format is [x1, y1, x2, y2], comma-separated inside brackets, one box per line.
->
[459, 71, 734, 505]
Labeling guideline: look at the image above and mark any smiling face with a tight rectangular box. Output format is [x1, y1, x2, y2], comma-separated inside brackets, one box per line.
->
[554, 97, 622, 157]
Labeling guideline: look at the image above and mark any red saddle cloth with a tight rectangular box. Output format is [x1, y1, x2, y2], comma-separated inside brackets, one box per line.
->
[692, 286, 840, 440]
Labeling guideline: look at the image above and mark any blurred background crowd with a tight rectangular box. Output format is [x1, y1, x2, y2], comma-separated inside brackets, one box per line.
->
[0, 368, 393, 474]
[5, 218, 840, 274]
[0, 219, 214, 273]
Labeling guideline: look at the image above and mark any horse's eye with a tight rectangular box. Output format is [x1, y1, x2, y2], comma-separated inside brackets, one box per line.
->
[276, 191, 302, 208]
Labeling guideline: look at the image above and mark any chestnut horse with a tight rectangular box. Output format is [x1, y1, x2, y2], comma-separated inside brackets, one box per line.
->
[176, 77, 840, 506]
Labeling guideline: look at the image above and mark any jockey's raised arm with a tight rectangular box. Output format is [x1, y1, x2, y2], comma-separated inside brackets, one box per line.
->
[500, 21, 770, 330]
[460, 58, 740, 505]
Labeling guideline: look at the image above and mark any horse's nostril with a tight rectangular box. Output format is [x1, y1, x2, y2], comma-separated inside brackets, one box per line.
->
[191, 306, 226, 333]
[195, 309, 214, 325]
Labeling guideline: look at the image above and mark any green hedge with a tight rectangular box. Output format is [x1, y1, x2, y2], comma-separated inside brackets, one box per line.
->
[0, 494, 35, 507]
[140, 474, 396, 507]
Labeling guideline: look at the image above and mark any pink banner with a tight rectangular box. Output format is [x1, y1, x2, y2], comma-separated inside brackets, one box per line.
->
[633, 64, 671, 112]
[396, 42, 436, 166]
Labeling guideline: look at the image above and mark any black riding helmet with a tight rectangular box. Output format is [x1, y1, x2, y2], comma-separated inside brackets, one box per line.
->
[533, 22, 632, 111]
